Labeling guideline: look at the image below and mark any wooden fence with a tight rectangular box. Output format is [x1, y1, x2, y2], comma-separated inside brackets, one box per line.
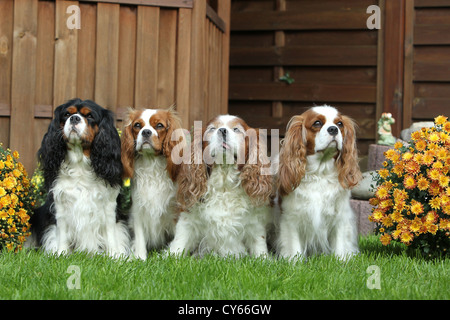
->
[229, 0, 380, 156]
[0, 0, 231, 173]
[229, 0, 450, 158]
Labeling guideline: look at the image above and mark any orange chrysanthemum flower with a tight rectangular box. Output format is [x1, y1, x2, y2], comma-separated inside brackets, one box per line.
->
[410, 200, 424, 215]
[417, 176, 430, 191]
[403, 175, 417, 190]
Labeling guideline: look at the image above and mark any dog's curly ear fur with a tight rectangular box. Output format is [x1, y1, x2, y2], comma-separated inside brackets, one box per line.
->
[90, 106, 123, 187]
[121, 108, 137, 180]
[38, 104, 68, 192]
[163, 107, 186, 182]
[336, 115, 362, 189]
[239, 128, 274, 206]
[278, 115, 307, 197]
[176, 127, 208, 211]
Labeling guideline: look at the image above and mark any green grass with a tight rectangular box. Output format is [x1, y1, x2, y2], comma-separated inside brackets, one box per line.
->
[0, 236, 448, 300]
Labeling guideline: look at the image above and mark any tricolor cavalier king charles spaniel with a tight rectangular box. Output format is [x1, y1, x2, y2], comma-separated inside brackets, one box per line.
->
[169, 115, 274, 257]
[121, 107, 185, 260]
[29, 99, 129, 257]
[277, 105, 362, 260]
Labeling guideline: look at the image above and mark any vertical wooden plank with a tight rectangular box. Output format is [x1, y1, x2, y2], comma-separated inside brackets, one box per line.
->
[0, 0, 14, 147]
[382, 0, 405, 137]
[189, 0, 206, 124]
[34, 0, 55, 170]
[54, 0, 79, 108]
[95, 3, 120, 112]
[175, 8, 192, 128]
[157, 9, 177, 108]
[117, 5, 137, 122]
[403, 0, 415, 129]
[272, 0, 285, 119]
[135, 6, 160, 108]
[217, 0, 230, 115]
[10, 0, 38, 172]
[376, 0, 385, 134]
[77, 3, 97, 100]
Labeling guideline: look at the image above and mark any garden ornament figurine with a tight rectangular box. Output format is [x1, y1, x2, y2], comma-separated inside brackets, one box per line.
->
[377, 112, 396, 146]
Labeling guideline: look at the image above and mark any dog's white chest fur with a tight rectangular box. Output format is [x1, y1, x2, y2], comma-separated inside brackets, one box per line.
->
[129, 155, 177, 257]
[44, 148, 123, 254]
[170, 165, 270, 257]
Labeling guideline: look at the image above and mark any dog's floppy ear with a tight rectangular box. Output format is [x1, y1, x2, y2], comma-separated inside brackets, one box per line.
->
[90, 106, 123, 187]
[239, 128, 274, 206]
[278, 115, 307, 197]
[37, 100, 80, 191]
[336, 115, 362, 189]
[121, 108, 138, 179]
[163, 107, 186, 181]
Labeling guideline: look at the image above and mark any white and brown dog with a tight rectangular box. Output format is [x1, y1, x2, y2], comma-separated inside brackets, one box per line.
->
[277, 105, 362, 260]
[169, 115, 274, 257]
[121, 107, 185, 260]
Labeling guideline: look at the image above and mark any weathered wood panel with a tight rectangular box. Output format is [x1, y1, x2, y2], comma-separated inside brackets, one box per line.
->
[2, 0, 230, 174]
[229, 0, 380, 157]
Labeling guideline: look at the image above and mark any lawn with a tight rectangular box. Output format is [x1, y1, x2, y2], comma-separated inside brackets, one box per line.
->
[0, 236, 448, 300]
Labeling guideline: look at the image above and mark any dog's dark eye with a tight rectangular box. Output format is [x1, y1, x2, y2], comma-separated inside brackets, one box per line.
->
[336, 121, 343, 128]
[86, 113, 93, 119]
[64, 112, 71, 118]
[233, 127, 240, 133]
[134, 122, 141, 129]
[156, 123, 164, 129]
[312, 120, 322, 128]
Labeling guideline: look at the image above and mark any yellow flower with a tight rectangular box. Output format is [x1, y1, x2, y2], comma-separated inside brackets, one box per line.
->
[12, 151, 19, 159]
[400, 231, 413, 244]
[394, 141, 403, 150]
[0, 187, 6, 197]
[3, 177, 17, 190]
[404, 175, 417, 190]
[123, 178, 131, 187]
[0, 195, 11, 208]
[428, 224, 438, 235]
[405, 161, 420, 175]
[0, 210, 8, 220]
[427, 168, 441, 181]
[372, 208, 384, 221]
[380, 233, 391, 246]
[402, 152, 413, 161]
[428, 132, 440, 143]
[434, 115, 448, 126]
[375, 186, 390, 200]
[410, 217, 422, 233]
[411, 131, 421, 141]
[444, 122, 450, 133]
[378, 169, 389, 179]
[410, 200, 424, 215]
[439, 175, 450, 188]
[12, 169, 22, 178]
[415, 139, 427, 152]
[392, 229, 402, 239]
[425, 211, 438, 224]
[382, 215, 394, 227]
[417, 176, 430, 191]
[392, 211, 404, 223]
[429, 197, 441, 210]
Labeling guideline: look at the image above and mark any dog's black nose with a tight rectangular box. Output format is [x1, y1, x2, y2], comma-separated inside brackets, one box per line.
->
[327, 126, 339, 136]
[218, 128, 227, 138]
[142, 129, 152, 138]
[70, 115, 81, 124]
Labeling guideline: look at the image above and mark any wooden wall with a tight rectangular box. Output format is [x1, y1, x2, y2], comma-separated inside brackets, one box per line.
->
[0, 0, 231, 174]
[403, 0, 450, 127]
[229, 0, 380, 156]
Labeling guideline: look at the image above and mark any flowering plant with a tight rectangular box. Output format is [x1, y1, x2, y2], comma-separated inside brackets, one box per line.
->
[369, 116, 450, 259]
[0, 144, 34, 252]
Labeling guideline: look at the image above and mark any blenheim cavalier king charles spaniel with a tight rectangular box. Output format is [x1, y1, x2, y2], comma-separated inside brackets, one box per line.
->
[168, 115, 274, 257]
[277, 105, 362, 260]
[29, 99, 129, 257]
[121, 107, 185, 260]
